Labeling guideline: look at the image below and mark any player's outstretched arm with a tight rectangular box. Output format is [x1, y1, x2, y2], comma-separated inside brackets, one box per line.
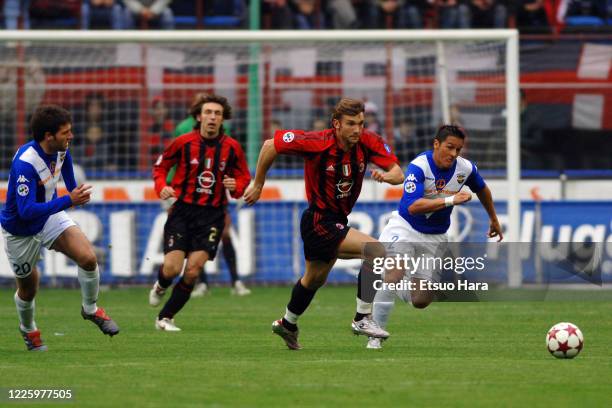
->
[371, 163, 404, 185]
[244, 139, 278, 205]
[408, 191, 472, 215]
[476, 185, 503, 241]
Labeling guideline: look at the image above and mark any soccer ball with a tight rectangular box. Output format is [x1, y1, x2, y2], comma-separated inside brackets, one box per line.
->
[546, 322, 584, 359]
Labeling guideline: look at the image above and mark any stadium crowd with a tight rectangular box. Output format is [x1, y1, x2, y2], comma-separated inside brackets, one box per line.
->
[2, 1, 611, 32]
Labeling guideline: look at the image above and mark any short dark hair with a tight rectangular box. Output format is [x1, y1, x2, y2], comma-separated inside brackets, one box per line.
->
[434, 124, 467, 143]
[31, 105, 72, 142]
[331, 98, 365, 122]
[190, 93, 232, 123]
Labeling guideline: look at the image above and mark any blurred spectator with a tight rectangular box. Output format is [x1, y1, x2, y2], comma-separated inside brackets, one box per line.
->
[29, 0, 81, 28]
[262, 0, 294, 29]
[564, 0, 607, 21]
[81, 0, 124, 29]
[270, 119, 283, 138]
[467, 0, 507, 28]
[72, 93, 116, 171]
[123, 0, 174, 29]
[364, 101, 381, 133]
[515, 0, 549, 30]
[436, 0, 470, 28]
[519, 89, 546, 169]
[371, 0, 427, 28]
[203, 0, 246, 28]
[325, 0, 358, 28]
[393, 118, 419, 164]
[291, 0, 325, 29]
[148, 96, 174, 163]
[3, 0, 31, 29]
[311, 117, 327, 131]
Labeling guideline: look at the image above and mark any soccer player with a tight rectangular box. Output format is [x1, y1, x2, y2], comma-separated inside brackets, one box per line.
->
[149, 93, 251, 331]
[244, 98, 404, 350]
[0, 105, 119, 351]
[366, 125, 503, 349]
[163, 93, 251, 297]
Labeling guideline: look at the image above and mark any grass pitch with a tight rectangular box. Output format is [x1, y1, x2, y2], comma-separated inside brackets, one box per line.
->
[1, 286, 611, 407]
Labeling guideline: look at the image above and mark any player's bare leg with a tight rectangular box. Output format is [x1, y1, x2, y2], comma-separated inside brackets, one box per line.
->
[52, 226, 119, 336]
[152, 250, 186, 305]
[272, 258, 336, 350]
[157, 250, 208, 331]
[410, 277, 435, 309]
[337, 229, 389, 339]
[15, 267, 47, 351]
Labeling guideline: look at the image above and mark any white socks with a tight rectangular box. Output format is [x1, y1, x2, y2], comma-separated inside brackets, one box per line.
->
[283, 308, 299, 324]
[372, 289, 397, 330]
[356, 298, 373, 315]
[14, 292, 36, 332]
[78, 265, 99, 315]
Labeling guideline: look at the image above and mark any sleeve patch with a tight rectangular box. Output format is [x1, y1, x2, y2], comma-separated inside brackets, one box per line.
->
[282, 132, 295, 143]
[17, 184, 29, 197]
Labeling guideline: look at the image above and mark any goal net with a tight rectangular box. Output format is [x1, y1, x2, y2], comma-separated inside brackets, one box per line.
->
[0, 30, 520, 286]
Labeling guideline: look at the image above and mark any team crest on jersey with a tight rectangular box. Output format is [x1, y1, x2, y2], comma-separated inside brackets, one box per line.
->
[50, 161, 56, 174]
[17, 184, 29, 197]
[359, 162, 365, 173]
[436, 179, 446, 190]
[282, 132, 295, 143]
[342, 164, 351, 177]
[404, 181, 416, 194]
[59, 152, 66, 162]
[456, 172, 466, 184]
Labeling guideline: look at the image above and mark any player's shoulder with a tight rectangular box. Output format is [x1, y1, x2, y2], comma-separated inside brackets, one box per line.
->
[223, 134, 244, 149]
[455, 156, 476, 173]
[360, 129, 385, 146]
[173, 131, 199, 145]
[409, 151, 430, 171]
[15, 142, 40, 167]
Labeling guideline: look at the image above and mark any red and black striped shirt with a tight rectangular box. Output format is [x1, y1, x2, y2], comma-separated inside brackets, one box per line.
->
[274, 128, 398, 217]
[153, 130, 251, 208]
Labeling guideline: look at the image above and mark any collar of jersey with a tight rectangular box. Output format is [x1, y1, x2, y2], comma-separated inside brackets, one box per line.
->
[426, 150, 457, 178]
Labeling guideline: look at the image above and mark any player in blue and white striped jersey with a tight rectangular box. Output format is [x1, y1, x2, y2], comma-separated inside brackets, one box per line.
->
[366, 125, 503, 349]
[0, 105, 119, 351]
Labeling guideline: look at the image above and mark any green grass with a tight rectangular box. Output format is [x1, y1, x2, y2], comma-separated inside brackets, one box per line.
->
[1, 286, 611, 407]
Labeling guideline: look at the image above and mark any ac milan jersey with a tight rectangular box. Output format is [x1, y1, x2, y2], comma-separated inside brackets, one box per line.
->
[274, 128, 398, 217]
[153, 131, 251, 208]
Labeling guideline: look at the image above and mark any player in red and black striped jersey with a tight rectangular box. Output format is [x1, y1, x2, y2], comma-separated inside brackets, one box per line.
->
[245, 98, 404, 349]
[149, 94, 251, 332]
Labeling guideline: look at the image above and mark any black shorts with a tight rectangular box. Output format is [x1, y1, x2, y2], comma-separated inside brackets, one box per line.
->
[163, 201, 225, 258]
[300, 208, 351, 263]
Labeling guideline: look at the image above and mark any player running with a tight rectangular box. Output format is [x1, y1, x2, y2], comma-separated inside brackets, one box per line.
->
[367, 125, 503, 349]
[0, 105, 119, 351]
[149, 93, 251, 331]
[244, 98, 404, 349]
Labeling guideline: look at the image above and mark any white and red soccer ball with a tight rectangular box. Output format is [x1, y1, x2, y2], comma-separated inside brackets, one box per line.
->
[546, 322, 584, 359]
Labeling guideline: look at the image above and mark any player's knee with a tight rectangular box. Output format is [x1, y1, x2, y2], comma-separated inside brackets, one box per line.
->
[411, 295, 432, 309]
[364, 241, 386, 262]
[183, 266, 202, 284]
[162, 262, 182, 278]
[302, 276, 326, 290]
[18, 288, 36, 302]
[78, 251, 98, 271]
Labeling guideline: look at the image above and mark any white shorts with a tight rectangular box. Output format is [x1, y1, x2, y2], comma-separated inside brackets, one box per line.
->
[2, 211, 76, 278]
[379, 211, 449, 282]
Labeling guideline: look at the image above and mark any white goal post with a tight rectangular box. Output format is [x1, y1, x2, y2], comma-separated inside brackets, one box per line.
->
[0, 29, 521, 286]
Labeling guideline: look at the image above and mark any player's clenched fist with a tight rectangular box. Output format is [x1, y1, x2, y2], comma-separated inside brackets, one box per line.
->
[244, 184, 262, 206]
[69, 184, 93, 206]
[159, 186, 176, 200]
[452, 191, 472, 205]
